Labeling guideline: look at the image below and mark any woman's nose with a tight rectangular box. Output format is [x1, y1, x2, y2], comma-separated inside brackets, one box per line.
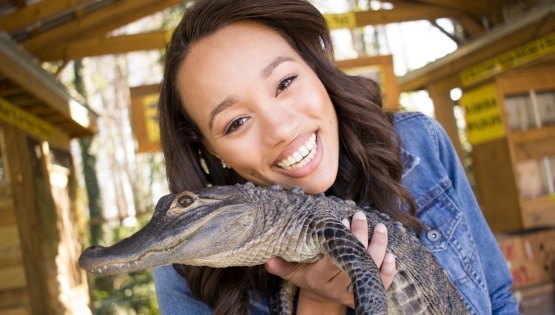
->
[259, 102, 295, 147]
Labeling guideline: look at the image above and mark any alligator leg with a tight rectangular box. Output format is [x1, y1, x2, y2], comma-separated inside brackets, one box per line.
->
[320, 221, 387, 315]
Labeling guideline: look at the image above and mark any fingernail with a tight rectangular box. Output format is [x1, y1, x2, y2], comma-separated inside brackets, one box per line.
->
[265, 258, 284, 274]
[341, 218, 350, 228]
[353, 211, 366, 220]
[375, 223, 387, 233]
[385, 253, 395, 263]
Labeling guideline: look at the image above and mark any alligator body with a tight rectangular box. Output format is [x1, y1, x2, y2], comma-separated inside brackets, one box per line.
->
[79, 182, 468, 315]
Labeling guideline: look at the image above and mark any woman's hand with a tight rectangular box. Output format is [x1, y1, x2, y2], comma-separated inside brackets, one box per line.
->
[265, 211, 396, 313]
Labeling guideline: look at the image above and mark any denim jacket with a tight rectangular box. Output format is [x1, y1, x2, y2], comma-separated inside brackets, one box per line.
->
[153, 112, 520, 314]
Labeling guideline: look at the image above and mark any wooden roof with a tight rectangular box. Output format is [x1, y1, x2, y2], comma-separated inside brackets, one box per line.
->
[0, 0, 552, 134]
[0, 0, 530, 61]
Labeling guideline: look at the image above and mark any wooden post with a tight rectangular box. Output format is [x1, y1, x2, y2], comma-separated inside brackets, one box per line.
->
[4, 126, 53, 315]
[426, 80, 464, 165]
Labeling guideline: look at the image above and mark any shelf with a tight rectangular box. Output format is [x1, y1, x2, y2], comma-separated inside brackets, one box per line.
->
[511, 125, 555, 161]
[521, 194, 555, 229]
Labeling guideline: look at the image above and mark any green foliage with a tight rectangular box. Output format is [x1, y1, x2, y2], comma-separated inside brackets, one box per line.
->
[90, 217, 160, 315]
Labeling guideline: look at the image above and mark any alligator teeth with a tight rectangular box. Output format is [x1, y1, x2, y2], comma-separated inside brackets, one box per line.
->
[277, 133, 317, 170]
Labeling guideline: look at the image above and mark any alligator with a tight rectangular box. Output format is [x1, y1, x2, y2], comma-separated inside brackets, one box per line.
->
[79, 182, 468, 315]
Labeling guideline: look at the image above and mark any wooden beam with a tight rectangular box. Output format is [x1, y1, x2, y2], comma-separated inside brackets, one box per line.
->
[349, 2, 483, 36]
[38, 30, 170, 61]
[0, 0, 89, 33]
[426, 77, 465, 164]
[0, 80, 25, 98]
[13, 0, 27, 9]
[0, 36, 98, 136]
[22, 0, 184, 55]
[406, 0, 489, 16]
[337, 55, 400, 110]
[351, 4, 454, 26]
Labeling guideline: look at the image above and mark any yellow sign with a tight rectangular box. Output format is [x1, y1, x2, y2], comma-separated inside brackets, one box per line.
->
[0, 98, 53, 139]
[460, 84, 505, 145]
[143, 94, 160, 143]
[324, 13, 357, 29]
[130, 84, 161, 153]
[461, 31, 555, 86]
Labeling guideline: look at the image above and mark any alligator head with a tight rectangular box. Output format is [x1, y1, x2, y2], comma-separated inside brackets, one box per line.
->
[79, 183, 265, 275]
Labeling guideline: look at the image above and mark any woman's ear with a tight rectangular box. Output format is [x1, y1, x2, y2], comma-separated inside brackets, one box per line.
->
[201, 140, 219, 159]
[201, 142, 230, 169]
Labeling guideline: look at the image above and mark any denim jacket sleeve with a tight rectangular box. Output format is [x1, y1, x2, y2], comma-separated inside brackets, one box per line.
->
[395, 112, 520, 314]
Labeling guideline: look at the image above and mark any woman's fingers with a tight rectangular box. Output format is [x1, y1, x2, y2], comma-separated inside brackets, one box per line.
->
[350, 211, 369, 249]
[353, 214, 396, 290]
[367, 223, 388, 268]
[380, 253, 397, 289]
[265, 211, 397, 306]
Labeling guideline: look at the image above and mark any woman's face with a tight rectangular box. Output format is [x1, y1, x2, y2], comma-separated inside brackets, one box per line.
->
[177, 22, 339, 194]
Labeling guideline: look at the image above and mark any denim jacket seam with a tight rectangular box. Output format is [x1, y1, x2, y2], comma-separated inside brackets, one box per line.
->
[414, 177, 452, 210]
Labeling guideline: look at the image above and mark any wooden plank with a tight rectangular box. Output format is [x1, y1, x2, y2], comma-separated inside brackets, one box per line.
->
[22, 0, 185, 56]
[0, 198, 16, 226]
[515, 283, 555, 314]
[0, 0, 88, 33]
[471, 138, 523, 232]
[3, 125, 50, 315]
[497, 67, 555, 94]
[512, 126, 555, 161]
[388, 0, 489, 15]
[0, 225, 22, 268]
[0, 288, 30, 313]
[352, 4, 460, 27]
[0, 307, 32, 315]
[0, 80, 25, 98]
[336, 55, 400, 110]
[0, 50, 97, 137]
[426, 77, 465, 164]
[0, 266, 26, 291]
[526, 211, 555, 235]
[39, 30, 169, 61]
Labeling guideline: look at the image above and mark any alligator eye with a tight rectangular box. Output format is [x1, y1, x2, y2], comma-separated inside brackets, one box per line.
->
[178, 195, 194, 207]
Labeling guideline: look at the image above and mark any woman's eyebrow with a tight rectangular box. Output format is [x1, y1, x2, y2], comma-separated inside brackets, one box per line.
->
[261, 56, 294, 79]
[208, 95, 238, 130]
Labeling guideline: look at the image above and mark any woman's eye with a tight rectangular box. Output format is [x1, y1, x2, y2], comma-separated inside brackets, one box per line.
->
[276, 75, 297, 96]
[224, 117, 248, 135]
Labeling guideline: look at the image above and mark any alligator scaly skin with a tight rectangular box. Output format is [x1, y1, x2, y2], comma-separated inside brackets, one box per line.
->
[79, 182, 469, 315]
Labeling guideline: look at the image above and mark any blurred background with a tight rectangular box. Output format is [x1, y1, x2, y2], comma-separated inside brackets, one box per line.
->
[0, 0, 554, 314]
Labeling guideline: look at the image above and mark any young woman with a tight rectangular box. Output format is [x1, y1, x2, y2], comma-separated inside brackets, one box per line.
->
[153, 0, 519, 314]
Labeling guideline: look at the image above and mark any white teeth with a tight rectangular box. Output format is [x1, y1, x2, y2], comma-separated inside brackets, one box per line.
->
[277, 133, 317, 170]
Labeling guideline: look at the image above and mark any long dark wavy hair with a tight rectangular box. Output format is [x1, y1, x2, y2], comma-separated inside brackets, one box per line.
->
[158, 0, 421, 313]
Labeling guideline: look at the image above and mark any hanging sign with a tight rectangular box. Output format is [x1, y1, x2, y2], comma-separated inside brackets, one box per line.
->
[0, 97, 53, 139]
[461, 31, 555, 87]
[460, 83, 505, 145]
[324, 13, 357, 29]
[129, 85, 160, 153]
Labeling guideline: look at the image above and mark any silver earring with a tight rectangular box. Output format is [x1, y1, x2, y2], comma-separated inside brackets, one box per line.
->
[221, 160, 231, 169]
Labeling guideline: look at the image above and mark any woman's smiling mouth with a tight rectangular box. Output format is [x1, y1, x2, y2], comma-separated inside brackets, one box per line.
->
[276, 133, 317, 170]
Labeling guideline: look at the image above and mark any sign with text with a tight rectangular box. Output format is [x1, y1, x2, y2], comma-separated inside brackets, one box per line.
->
[324, 13, 357, 29]
[461, 31, 555, 87]
[0, 97, 53, 139]
[129, 84, 160, 153]
[460, 84, 505, 145]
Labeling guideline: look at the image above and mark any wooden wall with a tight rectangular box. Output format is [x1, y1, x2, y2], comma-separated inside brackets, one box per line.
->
[0, 123, 91, 315]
